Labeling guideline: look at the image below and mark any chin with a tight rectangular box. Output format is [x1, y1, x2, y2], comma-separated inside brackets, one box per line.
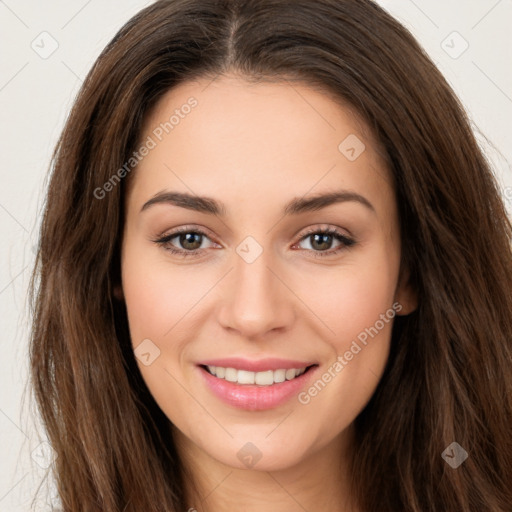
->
[200, 434, 314, 472]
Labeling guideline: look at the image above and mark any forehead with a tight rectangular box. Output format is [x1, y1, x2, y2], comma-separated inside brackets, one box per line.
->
[127, 75, 394, 218]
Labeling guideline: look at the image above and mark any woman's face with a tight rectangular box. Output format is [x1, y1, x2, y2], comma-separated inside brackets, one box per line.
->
[120, 75, 415, 472]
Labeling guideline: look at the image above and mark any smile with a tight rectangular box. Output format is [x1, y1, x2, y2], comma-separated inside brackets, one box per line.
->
[197, 361, 318, 411]
[204, 365, 310, 385]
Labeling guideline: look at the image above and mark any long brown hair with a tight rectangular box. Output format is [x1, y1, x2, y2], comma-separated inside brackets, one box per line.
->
[29, 0, 512, 510]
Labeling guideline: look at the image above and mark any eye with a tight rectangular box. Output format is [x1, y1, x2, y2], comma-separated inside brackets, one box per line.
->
[293, 227, 356, 258]
[152, 226, 218, 258]
[152, 225, 356, 259]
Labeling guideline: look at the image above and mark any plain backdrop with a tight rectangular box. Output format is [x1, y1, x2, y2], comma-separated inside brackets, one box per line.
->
[1, 0, 511, 510]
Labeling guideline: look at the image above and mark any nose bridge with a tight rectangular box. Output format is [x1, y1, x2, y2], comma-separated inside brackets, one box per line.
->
[217, 239, 294, 338]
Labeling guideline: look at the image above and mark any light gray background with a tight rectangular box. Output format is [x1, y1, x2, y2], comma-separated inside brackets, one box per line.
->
[1, 1, 511, 510]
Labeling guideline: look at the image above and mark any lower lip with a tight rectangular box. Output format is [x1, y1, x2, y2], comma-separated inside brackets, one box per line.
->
[198, 365, 317, 411]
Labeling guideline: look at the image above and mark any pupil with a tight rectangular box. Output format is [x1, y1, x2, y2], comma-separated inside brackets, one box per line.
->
[181, 233, 201, 250]
[312, 233, 332, 251]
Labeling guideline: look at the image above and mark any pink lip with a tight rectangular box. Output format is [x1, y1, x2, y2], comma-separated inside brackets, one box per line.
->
[197, 357, 315, 372]
[197, 361, 318, 411]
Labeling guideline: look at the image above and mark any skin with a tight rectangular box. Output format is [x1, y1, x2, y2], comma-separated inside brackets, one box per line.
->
[118, 75, 417, 512]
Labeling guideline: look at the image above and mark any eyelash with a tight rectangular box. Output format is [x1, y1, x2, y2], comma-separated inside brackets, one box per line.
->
[152, 226, 356, 259]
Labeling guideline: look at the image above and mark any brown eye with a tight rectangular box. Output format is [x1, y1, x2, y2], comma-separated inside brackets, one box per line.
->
[309, 233, 336, 251]
[153, 227, 217, 258]
[295, 228, 356, 258]
[178, 232, 203, 251]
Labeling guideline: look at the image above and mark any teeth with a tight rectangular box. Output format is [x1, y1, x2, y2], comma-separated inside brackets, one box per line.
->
[225, 367, 237, 382]
[238, 370, 255, 385]
[255, 370, 273, 385]
[206, 365, 308, 386]
[273, 369, 286, 383]
[285, 368, 296, 380]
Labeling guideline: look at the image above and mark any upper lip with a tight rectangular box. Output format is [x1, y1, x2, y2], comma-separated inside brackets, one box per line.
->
[197, 357, 317, 372]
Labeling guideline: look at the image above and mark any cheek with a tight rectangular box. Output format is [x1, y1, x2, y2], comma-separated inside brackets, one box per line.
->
[292, 249, 398, 416]
[304, 256, 398, 347]
[121, 248, 203, 343]
[298, 281, 398, 432]
[120, 248, 204, 424]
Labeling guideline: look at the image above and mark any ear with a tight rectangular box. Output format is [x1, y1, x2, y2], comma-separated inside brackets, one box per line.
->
[113, 283, 124, 301]
[393, 266, 418, 315]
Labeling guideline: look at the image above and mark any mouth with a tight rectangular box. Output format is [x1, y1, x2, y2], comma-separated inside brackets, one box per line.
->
[197, 362, 319, 411]
[200, 364, 316, 386]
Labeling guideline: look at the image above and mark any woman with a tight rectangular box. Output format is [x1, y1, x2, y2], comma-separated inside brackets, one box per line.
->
[29, 0, 512, 510]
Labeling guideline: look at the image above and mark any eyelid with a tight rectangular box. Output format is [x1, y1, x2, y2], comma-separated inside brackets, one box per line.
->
[295, 224, 353, 241]
[156, 224, 219, 241]
[153, 224, 221, 250]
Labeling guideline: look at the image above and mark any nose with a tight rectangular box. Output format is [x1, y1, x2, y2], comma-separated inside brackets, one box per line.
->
[216, 246, 296, 340]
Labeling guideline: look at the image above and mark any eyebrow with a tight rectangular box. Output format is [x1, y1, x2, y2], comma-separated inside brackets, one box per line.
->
[140, 190, 376, 216]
